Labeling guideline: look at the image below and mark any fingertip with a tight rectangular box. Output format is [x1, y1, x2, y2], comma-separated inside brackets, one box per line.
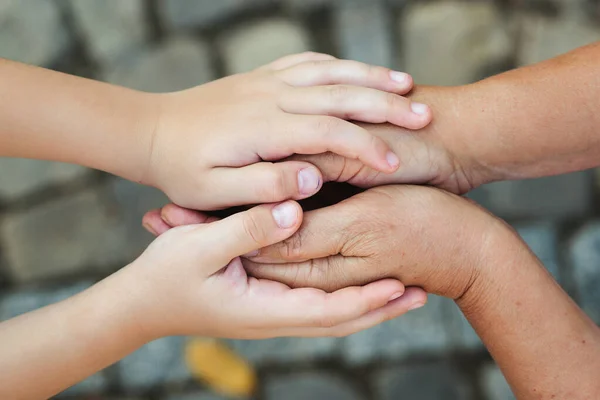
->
[389, 70, 414, 94]
[295, 163, 323, 198]
[142, 210, 172, 236]
[270, 200, 303, 230]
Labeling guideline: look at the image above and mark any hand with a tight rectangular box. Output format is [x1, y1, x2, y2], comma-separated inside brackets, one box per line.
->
[124, 200, 427, 340]
[143, 52, 432, 210]
[142, 185, 506, 300]
[284, 85, 496, 195]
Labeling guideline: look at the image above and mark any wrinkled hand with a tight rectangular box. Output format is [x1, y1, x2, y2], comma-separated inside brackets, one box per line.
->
[144, 52, 432, 210]
[287, 86, 493, 195]
[143, 185, 505, 300]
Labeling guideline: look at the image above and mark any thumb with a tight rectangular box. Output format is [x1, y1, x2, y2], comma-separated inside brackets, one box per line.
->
[202, 201, 303, 269]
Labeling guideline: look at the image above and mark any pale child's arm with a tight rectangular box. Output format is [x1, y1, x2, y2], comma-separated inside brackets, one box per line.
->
[0, 271, 147, 399]
[0, 53, 432, 210]
[0, 58, 155, 183]
[0, 201, 425, 399]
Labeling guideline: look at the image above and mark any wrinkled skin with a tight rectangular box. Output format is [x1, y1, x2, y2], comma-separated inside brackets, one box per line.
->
[145, 185, 507, 300]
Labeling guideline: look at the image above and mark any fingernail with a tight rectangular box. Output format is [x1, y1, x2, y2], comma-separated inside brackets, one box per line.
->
[409, 302, 425, 311]
[143, 222, 158, 236]
[411, 102, 429, 116]
[389, 71, 409, 84]
[160, 210, 173, 226]
[298, 168, 321, 195]
[272, 202, 298, 229]
[243, 249, 259, 258]
[388, 292, 403, 302]
[386, 151, 400, 169]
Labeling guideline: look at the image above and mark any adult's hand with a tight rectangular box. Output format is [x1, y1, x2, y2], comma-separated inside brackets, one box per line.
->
[292, 42, 600, 195]
[244, 185, 502, 299]
[143, 187, 600, 399]
[144, 185, 503, 300]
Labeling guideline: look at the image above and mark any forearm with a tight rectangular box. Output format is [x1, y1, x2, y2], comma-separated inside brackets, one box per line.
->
[414, 42, 600, 182]
[0, 269, 147, 399]
[458, 228, 600, 399]
[0, 58, 158, 183]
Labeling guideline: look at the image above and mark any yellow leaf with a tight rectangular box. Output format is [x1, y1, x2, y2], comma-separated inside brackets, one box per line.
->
[185, 338, 257, 398]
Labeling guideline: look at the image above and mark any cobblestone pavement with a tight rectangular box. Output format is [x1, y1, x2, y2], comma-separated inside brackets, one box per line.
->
[2, 0, 600, 399]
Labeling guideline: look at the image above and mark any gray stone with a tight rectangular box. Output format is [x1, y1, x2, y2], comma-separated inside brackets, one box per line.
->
[341, 295, 449, 365]
[334, 1, 394, 67]
[0, 158, 89, 202]
[0, 281, 107, 396]
[284, 0, 332, 12]
[165, 393, 236, 400]
[514, 222, 561, 281]
[265, 372, 363, 400]
[159, 0, 273, 30]
[0, 0, 70, 66]
[109, 178, 169, 259]
[519, 14, 600, 66]
[401, 1, 512, 85]
[219, 18, 311, 74]
[1, 188, 129, 282]
[569, 221, 600, 324]
[68, 0, 148, 65]
[375, 362, 472, 400]
[118, 336, 189, 391]
[481, 364, 515, 400]
[227, 337, 340, 365]
[103, 36, 215, 93]
[468, 172, 593, 221]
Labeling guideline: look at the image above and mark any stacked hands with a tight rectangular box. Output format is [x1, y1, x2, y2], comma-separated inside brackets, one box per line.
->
[4, 44, 600, 399]
[134, 51, 522, 339]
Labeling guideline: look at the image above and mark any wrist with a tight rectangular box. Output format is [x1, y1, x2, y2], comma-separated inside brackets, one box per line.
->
[82, 267, 156, 347]
[454, 217, 531, 313]
[409, 84, 497, 191]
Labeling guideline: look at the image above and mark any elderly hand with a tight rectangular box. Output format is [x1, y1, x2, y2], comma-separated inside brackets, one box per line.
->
[142, 185, 510, 301]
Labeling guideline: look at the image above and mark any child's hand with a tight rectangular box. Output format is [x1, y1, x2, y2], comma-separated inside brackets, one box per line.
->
[126, 200, 426, 339]
[143, 52, 432, 210]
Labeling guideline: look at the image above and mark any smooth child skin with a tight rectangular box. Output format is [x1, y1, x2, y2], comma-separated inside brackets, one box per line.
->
[0, 201, 426, 399]
[144, 42, 600, 400]
[0, 52, 431, 210]
[0, 52, 431, 399]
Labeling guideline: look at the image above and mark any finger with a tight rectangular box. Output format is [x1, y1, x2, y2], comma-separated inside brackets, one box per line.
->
[201, 201, 303, 268]
[271, 114, 399, 173]
[245, 256, 373, 293]
[273, 287, 428, 338]
[245, 202, 348, 263]
[261, 51, 337, 71]
[287, 152, 372, 185]
[251, 278, 405, 328]
[160, 203, 218, 227]
[207, 162, 322, 209]
[277, 59, 413, 94]
[279, 85, 431, 129]
[142, 209, 172, 236]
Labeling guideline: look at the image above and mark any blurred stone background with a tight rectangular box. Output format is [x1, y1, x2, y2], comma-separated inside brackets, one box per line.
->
[1, 0, 600, 399]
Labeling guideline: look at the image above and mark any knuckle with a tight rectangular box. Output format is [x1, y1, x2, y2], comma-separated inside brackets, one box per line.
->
[242, 212, 267, 247]
[256, 167, 289, 201]
[316, 311, 337, 328]
[385, 93, 400, 110]
[328, 85, 350, 105]
[279, 232, 304, 260]
[315, 117, 342, 138]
